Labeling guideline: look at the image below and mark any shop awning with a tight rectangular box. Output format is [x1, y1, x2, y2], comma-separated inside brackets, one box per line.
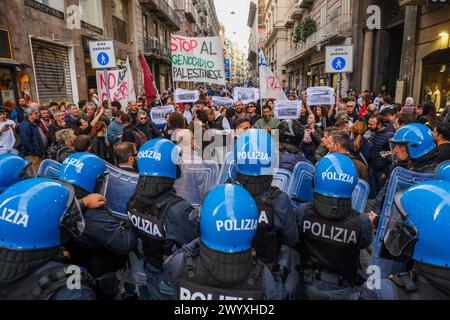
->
[0, 58, 21, 66]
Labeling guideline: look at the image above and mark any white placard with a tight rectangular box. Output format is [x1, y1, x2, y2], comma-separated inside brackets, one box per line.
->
[89, 40, 117, 69]
[171, 35, 226, 85]
[175, 89, 200, 103]
[233, 87, 260, 104]
[325, 45, 353, 74]
[306, 87, 335, 106]
[274, 100, 302, 120]
[150, 105, 175, 126]
[212, 96, 235, 108]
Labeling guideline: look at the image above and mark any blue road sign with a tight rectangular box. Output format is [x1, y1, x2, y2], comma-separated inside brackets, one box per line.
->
[332, 57, 346, 71]
[97, 52, 110, 67]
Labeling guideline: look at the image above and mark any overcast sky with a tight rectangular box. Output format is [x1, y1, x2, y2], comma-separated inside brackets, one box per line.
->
[214, 0, 251, 54]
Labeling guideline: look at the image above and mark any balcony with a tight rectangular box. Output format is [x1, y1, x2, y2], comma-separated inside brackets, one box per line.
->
[143, 37, 171, 60]
[140, 0, 182, 31]
[398, 0, 426, 5]
[298, 0, 314, 9]
[282, 14, 352, 66]
[184, 0, 198, 23]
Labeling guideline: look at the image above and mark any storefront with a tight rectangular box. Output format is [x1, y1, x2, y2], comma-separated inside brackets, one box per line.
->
[0, 28, 20, 111]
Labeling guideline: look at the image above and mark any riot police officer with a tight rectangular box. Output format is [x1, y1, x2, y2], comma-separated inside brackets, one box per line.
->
[234, 129, 299, 298]
[296, 153, 373, 300]
[127, 138, 198, 300]
[371, 123, 441, 222]
[0, 178, 98, 300]
[0, 154, 32, 193]
[164, 184, 287, 300]
[57, 153, 138, 298]
[360, 180, 450, 300]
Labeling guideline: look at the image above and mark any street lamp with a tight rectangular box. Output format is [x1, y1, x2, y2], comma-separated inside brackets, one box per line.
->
[439, 32, 449, 49]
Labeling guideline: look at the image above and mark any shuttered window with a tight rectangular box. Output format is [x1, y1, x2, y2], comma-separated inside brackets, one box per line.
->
[31, 39, 73, 104]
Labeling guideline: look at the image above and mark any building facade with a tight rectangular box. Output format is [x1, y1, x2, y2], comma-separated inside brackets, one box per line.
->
[263, 0, 289, 86]
[247, 0, 258, 85]
[280, 0, 352, 95]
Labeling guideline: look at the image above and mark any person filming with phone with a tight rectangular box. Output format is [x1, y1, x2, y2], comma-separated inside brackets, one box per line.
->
[0, 107, 16, 152]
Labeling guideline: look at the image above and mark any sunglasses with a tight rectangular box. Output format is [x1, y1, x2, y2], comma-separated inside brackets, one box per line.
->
[140, 117, 148, 120]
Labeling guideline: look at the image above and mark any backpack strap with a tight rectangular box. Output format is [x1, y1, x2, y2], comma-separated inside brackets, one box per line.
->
[248, 260, 264, 286]
[183, 253, 197, 278]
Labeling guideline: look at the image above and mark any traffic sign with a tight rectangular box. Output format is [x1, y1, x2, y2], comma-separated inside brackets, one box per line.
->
[326, 45, 353, 73]
[89, 40, 117, 69]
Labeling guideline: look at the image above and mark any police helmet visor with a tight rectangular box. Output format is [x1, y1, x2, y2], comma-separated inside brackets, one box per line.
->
[389, 141, 409, 161]
[383, 191, 418, 258]
[58, 180, 85, 239]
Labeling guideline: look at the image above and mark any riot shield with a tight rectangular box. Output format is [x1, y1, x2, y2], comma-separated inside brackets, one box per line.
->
[174, 160, 220, 208]
[272, 168, 293, 194]
[369, 167, 433, 278]
[289, 161, 315, 207]
[103, 162, 138, 219]
[38, 159, 62, 177]
[0, 148, 19, 155]
[352, 179, 370, 213]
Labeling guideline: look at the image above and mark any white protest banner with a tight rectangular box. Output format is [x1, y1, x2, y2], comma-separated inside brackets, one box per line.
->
[175, 89, 200, 103]
[96, 57, 137, 109]
[150, 105, 175, 126]
[259, 49, 288, 100]
[233, 87, 260, 105]
[171, 35, 226, 85]
[306, 87, 335, 106]
[274, 100, 302, 120]
[212, 96, 235, 108]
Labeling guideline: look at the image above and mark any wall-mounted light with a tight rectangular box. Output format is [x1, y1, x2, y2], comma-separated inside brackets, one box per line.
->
[439, 32, 449, 49]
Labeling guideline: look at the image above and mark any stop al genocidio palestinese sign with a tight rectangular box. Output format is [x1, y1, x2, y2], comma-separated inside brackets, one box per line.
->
[171, 35, 226, 85]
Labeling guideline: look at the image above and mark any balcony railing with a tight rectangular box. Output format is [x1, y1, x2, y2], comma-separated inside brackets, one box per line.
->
[140, 0, 182, 31]
[143, 37, 171, 59]
[184, 0, 198, 23]
[282, 14, 353, 66]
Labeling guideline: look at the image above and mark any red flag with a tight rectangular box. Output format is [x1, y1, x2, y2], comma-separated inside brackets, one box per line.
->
[139, 52, 157, 108]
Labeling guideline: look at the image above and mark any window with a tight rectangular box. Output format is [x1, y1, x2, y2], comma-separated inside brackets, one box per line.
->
[79, 0, 103, 29]
[112, 0, 127, 43]
[111, 0, 127, 21]
[0, 29, 13, 60]
[35, 0, 65, 12]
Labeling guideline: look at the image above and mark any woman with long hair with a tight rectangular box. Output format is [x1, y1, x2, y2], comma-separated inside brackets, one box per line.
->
[90, 121, 108, 160]
[351, 120, 370, 167]
[164, 112, 186, 140]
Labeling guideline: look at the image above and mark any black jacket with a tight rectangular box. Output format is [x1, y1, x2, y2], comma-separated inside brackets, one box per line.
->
[438, 143, 450, 162]
[137, 121, 160, 140]
[368, 125, 395, 172]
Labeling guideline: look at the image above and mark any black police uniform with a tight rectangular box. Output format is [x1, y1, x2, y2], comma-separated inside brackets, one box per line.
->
[127, 187, 198, 299]
[296, 200, 373, 299]
[0, 249, 96, 300]
[165, 239, 287, 300]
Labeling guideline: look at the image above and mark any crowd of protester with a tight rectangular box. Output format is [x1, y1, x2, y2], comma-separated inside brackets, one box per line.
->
[1, 88, 450, 220]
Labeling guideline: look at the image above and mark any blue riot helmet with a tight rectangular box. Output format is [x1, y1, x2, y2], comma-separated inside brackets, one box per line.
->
[314, 153, 358, 199]
[0, 178, 85, 250]
[435, 160, 450, 182]
[234, 129, 277, 176]
[58, 153, 107, 194]
[0, 154, 32, 192]
[390, 123, 436, 159]
[200, 184, 259, 253]
[137, 138, 181, 179]
[384, 181, 450, 268]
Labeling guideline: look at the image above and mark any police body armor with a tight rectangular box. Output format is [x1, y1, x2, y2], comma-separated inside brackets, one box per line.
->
[389, 272, 450, 300]
[0, 263, 95, 300]
[252, 187, 282, 264]
[300, 203, 362, 283]
[128, 192, 184, 269]
[177, 253, 264, 300]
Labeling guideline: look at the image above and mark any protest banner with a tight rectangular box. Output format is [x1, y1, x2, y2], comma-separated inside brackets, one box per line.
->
[175, 89, 200, 103]
[171, 35, 226, 85]
[274, 100, 302, 120]
[150, 105, 175, 126]
[306, 87, 335, 106]
[212, 96, 235, 108]
[96, 58, 136, 109]
[259, 49, 288, 101]
[233, 87, 260, 104]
